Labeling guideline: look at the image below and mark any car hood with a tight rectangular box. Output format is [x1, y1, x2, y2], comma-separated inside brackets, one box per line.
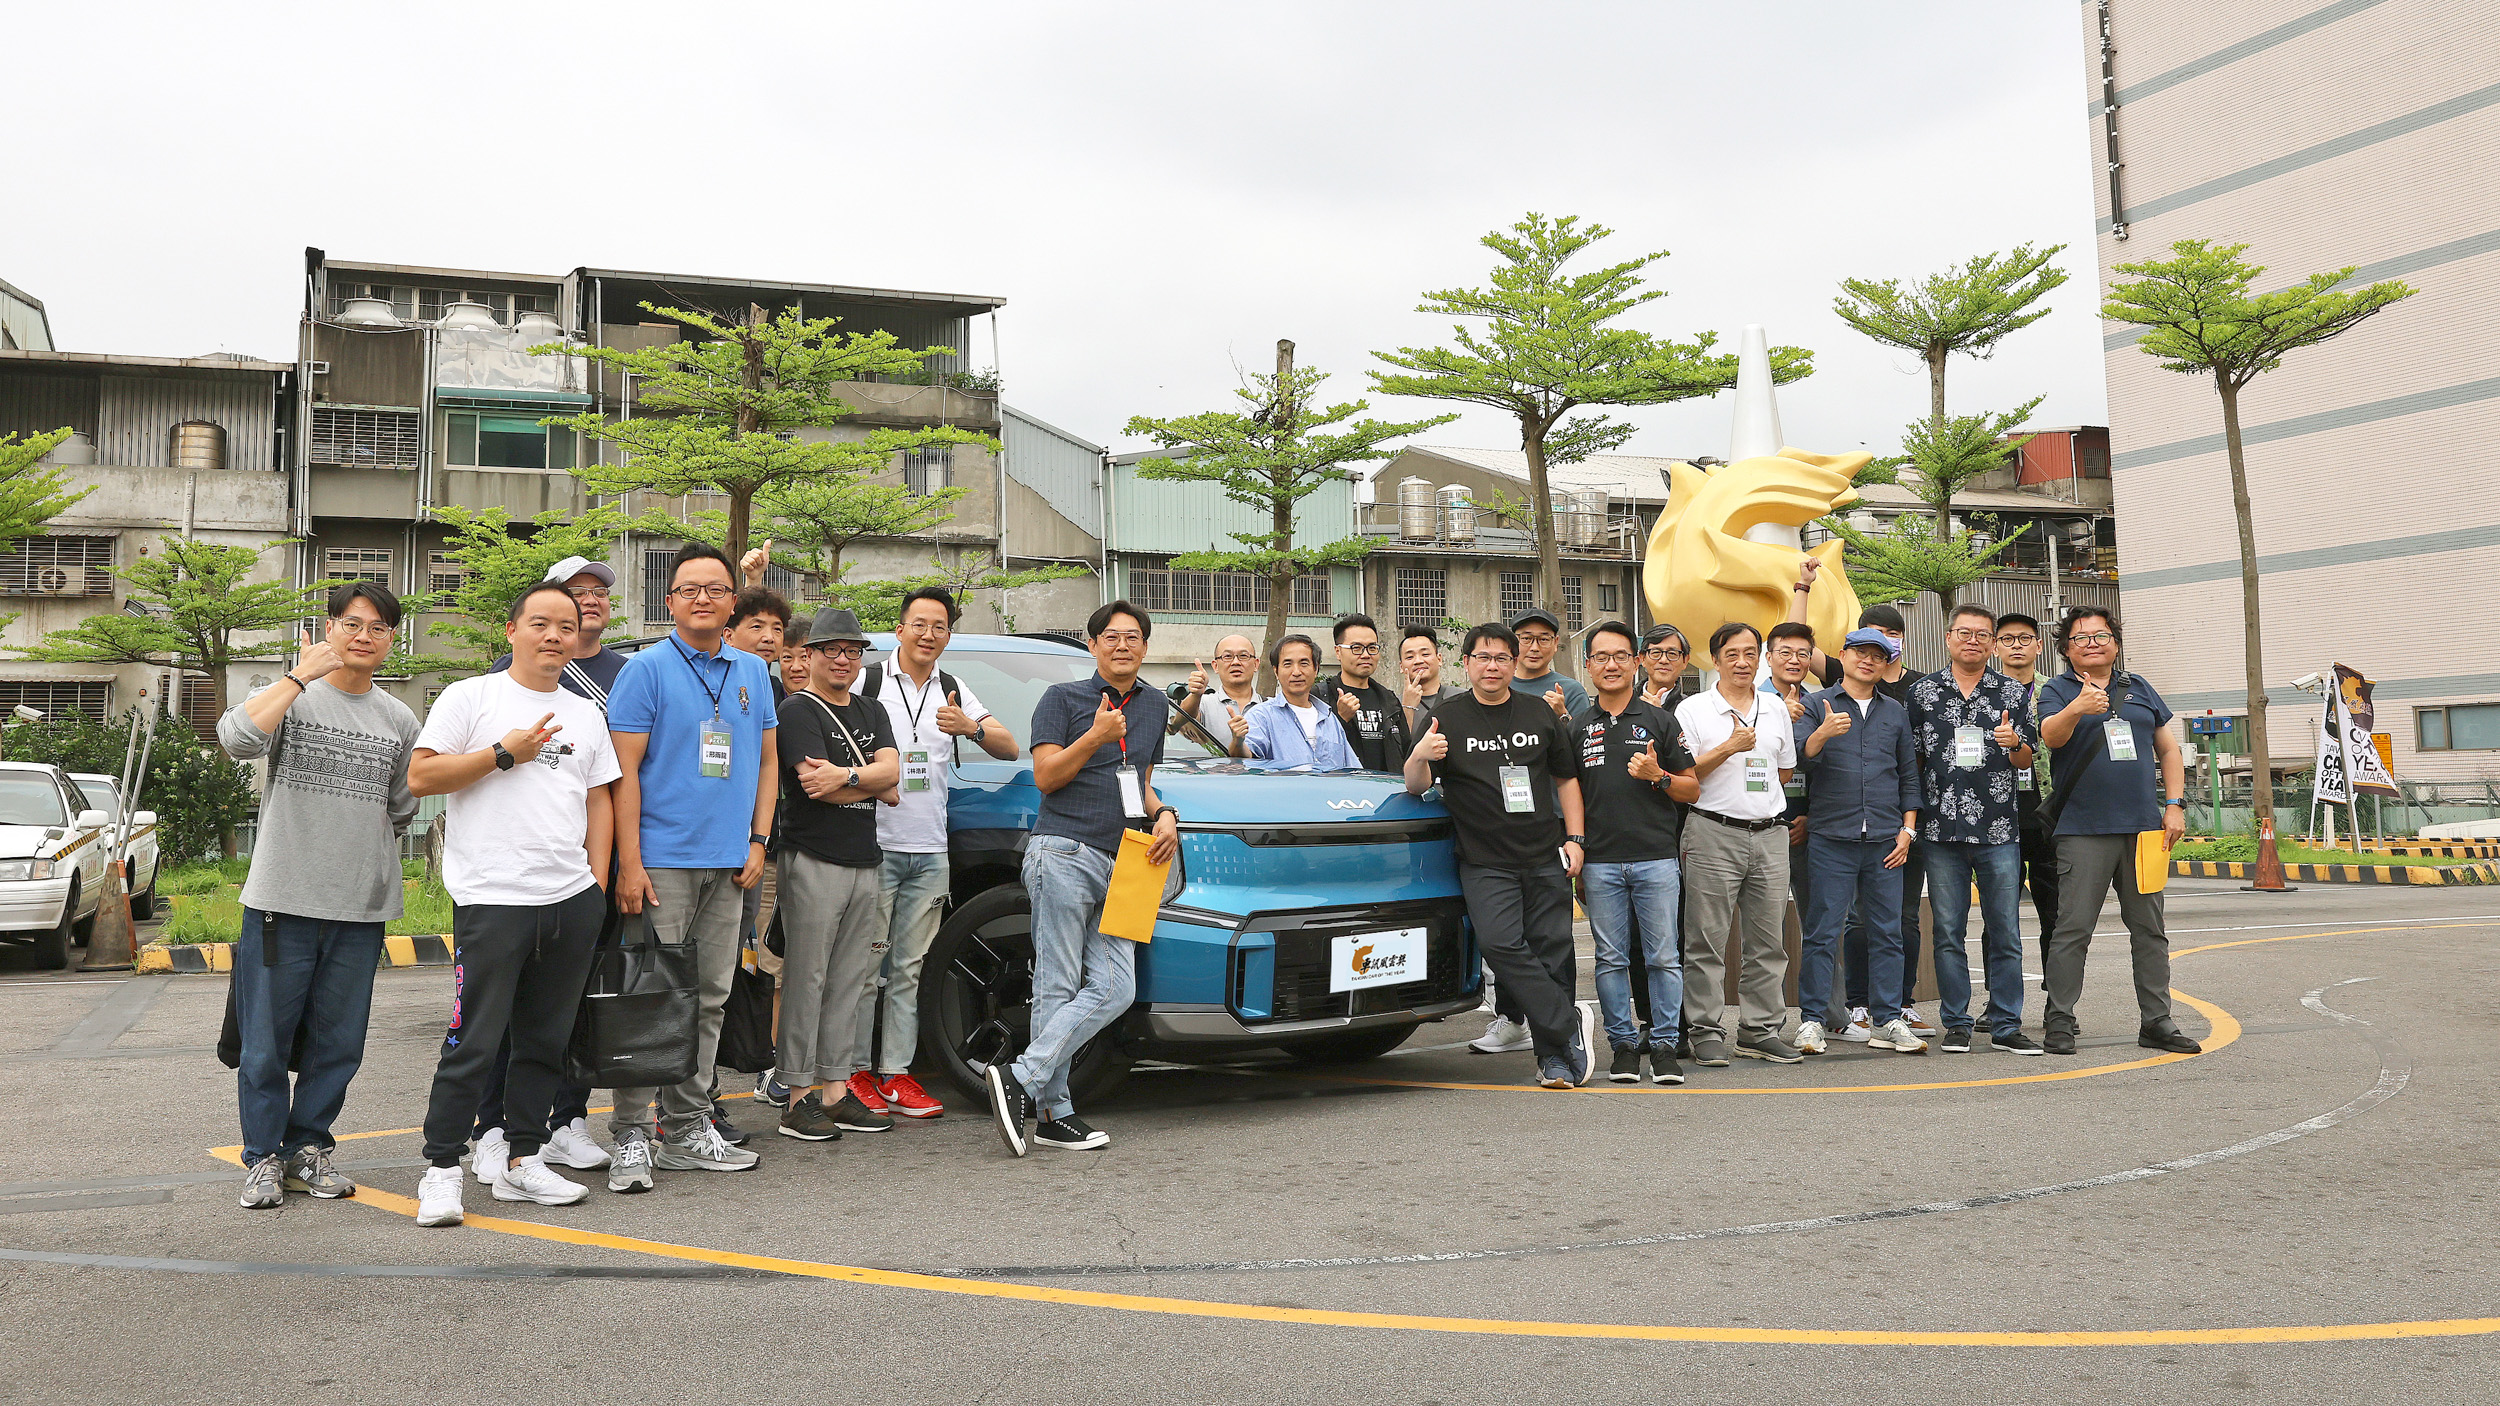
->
[1146, 758, 1448, 827]
[0, 824, 69, 860]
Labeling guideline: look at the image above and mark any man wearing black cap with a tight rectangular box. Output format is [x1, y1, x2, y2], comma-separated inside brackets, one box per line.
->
[1508, 609, 1589, 719]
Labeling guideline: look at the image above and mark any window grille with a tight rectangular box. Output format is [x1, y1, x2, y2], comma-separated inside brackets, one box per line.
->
[0, 679, 109, 723]
[1498, 571, 1535, 620]
[1394, 567, 1447, 630]
[308, 406, 421, 470]
[0, 535, 113, 596]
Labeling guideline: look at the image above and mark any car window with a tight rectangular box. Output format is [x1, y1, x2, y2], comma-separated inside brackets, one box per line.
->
[873, 648, 1227, 762]
[79, 780, 119, 814]
[0, 776, 67, 826]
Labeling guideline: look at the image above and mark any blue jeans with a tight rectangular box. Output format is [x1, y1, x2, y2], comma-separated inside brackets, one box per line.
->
[233, 908, 385, 1163]
[1846, 837, 1924, 1011]
[1012, 836, 1136, 1121]
[1800, 836, 1907, 1029]
[1924, 840, 2026, 1036]
[1584, 859, 1683, 1048]
[859, 850, 950, 1075]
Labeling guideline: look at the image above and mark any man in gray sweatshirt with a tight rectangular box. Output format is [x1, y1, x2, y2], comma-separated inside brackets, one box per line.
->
[218, 583, 419, 1211]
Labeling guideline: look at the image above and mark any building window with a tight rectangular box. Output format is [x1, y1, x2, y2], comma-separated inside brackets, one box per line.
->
[324, 548, 392, 587]
[0, 535, 114, 597]
[1499, 571, 1535, 621]
[427, 552, 468, 598]
[178, 673, 220, 738]
[643, 546, 677, 626]
[1395, 567, 1448, 630]
[903, 445, 952, 496]
[2080, 447, 2110, 479]
[1562, 575, 1584, 633]
[309, 406, 421, 470]
[1598, 582, 1619, 615]
[1126, 558, 1328, 617]
[333, 283, 556, 327]
[0, 679, 110, 724]
[447, 412, 554, 470]
[2418, 704, 2500, 751]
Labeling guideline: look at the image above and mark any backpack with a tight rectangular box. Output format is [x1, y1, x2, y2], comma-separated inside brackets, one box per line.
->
[857, 662, 959, 706]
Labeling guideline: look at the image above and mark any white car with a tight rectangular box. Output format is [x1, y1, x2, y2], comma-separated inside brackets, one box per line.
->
[69, 772, 161, 922]
[0, 762, 111, 969]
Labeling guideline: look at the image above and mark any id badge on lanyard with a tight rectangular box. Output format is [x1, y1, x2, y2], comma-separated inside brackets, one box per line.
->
[1954, 724, 1986, 768]
[2105, 720, 2139, 762]
[700, 718, 732, 779]
[1108, 688, 1146, 817]
[1743, 755, 1771, 795]
[1499, 764, 1533, 813]
[904, 749, 932, 793]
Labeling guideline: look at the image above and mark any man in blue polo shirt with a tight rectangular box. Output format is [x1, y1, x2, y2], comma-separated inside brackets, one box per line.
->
[601, 542, 780, 1189]
[984, 600, 1179, 1158]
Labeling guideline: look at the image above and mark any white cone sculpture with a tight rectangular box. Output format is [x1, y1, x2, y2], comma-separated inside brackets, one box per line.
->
[1732, 325, 1799, 551]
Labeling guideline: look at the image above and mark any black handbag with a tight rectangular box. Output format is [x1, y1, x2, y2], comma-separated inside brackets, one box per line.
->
[562, 908, 700, 1088]
[714, 933, 777, 1075]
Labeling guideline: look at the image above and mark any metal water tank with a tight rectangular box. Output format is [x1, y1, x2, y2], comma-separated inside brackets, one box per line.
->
[513, 311, 563, 343]
[1395, 476, 1436, 540]
[1845, 509, 1881, 534]
[339, 296, 400, 327]
[1438, 485, 1476, 543]
[169, 421, 226, 471]
[439, 301, 501, 330]
[1562, 487, 1610, 547]
[39, 432, 95, 466]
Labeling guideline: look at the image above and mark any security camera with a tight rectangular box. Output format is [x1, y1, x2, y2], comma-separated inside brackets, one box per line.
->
[2287, 672, 2323, 691]
[11, 705, 41, 722]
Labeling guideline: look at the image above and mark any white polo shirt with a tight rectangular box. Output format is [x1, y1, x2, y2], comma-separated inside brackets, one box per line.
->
[869, 663, 991, 855]
[1675, 685, 1797, 821]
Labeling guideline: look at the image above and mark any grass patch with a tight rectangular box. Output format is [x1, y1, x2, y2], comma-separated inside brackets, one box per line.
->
[151, 875, 455, 945]
[387, 879, 453, 937]
[2172, 837, 2480, 867]
[157, 864, 230, 898]
[160, 890, 241, 944]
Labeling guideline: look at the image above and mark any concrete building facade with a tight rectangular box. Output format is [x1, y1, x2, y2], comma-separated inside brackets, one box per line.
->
[2083, 0, 2500, 787]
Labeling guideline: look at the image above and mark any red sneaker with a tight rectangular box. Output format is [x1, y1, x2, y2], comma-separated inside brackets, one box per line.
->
[843, 1071, 891, 1114]
[878, 1073, 944, 1118]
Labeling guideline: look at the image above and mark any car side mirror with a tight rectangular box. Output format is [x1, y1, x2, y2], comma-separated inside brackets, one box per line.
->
[131, 811, 156, 826]
[74, 809, 108, 830]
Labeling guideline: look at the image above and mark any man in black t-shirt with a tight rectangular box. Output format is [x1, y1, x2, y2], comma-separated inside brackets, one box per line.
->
[772, 608, 901, 1141]
[1315, 612, 1410, 772]
[1406, 622, 1597, 1088]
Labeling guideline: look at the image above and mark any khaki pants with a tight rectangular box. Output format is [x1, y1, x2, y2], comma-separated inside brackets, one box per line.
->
[1679, 816, 1791, 1042]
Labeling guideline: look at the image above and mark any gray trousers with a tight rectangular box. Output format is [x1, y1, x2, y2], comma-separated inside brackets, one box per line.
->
[609, 867, 745, 1140]
[1679, 816, 1791, 1041]
[2041, 833, 2176, 1034]
[774, 849, 886, 1088]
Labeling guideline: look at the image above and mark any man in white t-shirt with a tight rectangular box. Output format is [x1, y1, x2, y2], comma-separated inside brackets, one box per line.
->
[405, 583, 623, 1228]
[853, 587, 1020, 1118]
[1672, 622, 1801, 1068]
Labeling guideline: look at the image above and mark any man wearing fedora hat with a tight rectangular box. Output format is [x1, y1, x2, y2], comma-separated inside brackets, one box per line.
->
[771, 606, 902, 1141]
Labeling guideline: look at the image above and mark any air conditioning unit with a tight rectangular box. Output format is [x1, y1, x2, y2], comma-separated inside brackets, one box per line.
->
[30, 567, 75, 595]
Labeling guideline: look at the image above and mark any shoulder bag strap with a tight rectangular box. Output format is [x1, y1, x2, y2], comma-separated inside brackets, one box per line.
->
[795, 689, 871, 770]
[2038, 675, 2131, 833]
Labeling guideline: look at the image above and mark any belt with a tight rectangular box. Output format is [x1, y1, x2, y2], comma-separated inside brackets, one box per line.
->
[1692, 808, 1787, 833]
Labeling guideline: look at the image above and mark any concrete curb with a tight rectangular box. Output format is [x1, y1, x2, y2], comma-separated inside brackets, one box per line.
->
[135, 934, 453, 973]
[2170, 859, 2500, 886]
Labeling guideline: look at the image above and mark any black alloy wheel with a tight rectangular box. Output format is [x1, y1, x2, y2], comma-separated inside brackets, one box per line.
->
[919, 883, 1131, 1106]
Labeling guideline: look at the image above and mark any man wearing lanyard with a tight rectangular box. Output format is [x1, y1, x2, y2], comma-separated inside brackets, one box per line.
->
[1792, 628, 1924, 1056]
[854, 587, 1019, 1119]
[601, 543, 780, 1187]
[1673, 622, 1800, 1067]
[1247, 635, 1361, 769]
[987, 600, 1179, 1156]
[1314, 613, 1410, 772]
[1992, 612, 2059, 944]
[1176, 634, 1262, 757]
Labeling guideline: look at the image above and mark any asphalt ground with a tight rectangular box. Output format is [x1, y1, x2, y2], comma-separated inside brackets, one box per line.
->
[3, 877, 2495, 1404]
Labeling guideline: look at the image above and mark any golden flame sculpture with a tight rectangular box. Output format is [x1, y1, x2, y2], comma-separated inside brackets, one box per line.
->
[1642, 446, 1873, 655]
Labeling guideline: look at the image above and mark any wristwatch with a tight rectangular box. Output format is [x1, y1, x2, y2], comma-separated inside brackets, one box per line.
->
[1564, 834, 1586, 846]
[844, 767, 861, 790]
[1152, 805, 1178, 824]
[749, 832, 770, 847]
[492, 742, 515, 771]
[2165, 797, 2186, 808]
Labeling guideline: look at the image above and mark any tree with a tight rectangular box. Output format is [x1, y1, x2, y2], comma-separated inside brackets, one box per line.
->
[0, 428, 96, 545]
[819, 550, 1089, 634]
[542, 303, 994, 563]
[1822, 514, 2026, 610]
[1128, 345, 1455, 683]
[12, 536, 334, 715]
[417, 504, 636, 672]
[1373, 214, 1811, 653]
[1834, 243, 2068, 425]
[2102, 237, 2417, 850]
[746, 471, 969, 586]
[1860, 397, 2043, 580]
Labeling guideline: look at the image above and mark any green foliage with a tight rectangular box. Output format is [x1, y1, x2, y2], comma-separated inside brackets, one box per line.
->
[1878, 398, 2043, 542]
[542, 303, 997, 562]
[1820, 514, 2025, 608]
[1835, 244, 2067, 418]
[2101, 238, 2418, 389]
[747, 472, 969, 581]
[161, 875, 454, 943]
[157, 864, 230, 897]
[0, 427, 97, 547]
[818, 550, 1089, 633]
[161, 887, 241, 944]
[10, 535, 334, 714]
[419, 504, 635, 674]
[390, 879, 454, 936]
[1, 707, 257, 862]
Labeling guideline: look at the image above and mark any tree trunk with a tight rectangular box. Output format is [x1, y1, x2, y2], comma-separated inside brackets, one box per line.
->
[1520, 418, 1573, 678]
[726, 307, 768, 563]
[725, 488, 753, 572]
[1927, 343, 1947, 425]
[2220, 381, 2275, 831]
[1257, 340, 1298, 697]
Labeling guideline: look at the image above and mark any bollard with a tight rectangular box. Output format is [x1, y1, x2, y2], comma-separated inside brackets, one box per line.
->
[79, 860, 139, 971]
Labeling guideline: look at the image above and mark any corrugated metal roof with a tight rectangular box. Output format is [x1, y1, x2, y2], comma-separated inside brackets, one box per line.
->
[582, 267, 1005, 314]
[0, 349, 291, 375]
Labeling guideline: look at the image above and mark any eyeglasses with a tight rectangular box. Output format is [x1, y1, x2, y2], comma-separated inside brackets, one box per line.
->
[1338, 643, 1381, 656]
[670, 584, 735, 601]
[1770, 647, 1813, 661]
[333, 620, 394, 639]
[1094, 631, 1144, 646]
[1948, 629, 1994, 642]
[566, 587, 611, 601]
[1465, 652, 1515, 664]
[2068, 632, 2116, 646]
[1214, 651, 1257, 663]
[1995, 633, 2039, 645]
[1587, 651, 1636, 666]
[812, 643, 865, 660]
[900, 620, 951, 635]
[1645, 647, 1687, 660]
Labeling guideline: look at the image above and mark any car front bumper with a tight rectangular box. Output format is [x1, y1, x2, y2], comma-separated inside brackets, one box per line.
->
[1146, 991, 1482, 1042]
[0, 878, 72, 935]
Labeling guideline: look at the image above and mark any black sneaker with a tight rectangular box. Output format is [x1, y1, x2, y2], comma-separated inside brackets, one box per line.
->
[1647, 1048, 1685, 1085]
[831, 1091, 893, 1133]
[1033, 1115, 1109, 1150]
[985, 1062, 1034, 1157]
[776, 1091, 843, 1142]
[709, 1102, 751, 1147]
[2139, 1023, 2202, 1054]
[1995, 1030, 2044, 1055]
[2043, 1028, 2077, 1055]
[1608, 1045, 1643, 1083]
[1940, 1027, 1974, 1053]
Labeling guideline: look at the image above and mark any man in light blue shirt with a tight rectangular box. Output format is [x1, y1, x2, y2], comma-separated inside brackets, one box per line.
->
[1245, 634, 1359, 770]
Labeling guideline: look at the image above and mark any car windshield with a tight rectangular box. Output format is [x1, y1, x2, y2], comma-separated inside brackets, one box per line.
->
[77, 779, 119, 814]
[0, 776, 65, 826]
[868, 647, 1230, 762]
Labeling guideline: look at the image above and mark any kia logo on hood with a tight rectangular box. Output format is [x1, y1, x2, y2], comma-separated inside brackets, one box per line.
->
[1326, 798, 1374, 810]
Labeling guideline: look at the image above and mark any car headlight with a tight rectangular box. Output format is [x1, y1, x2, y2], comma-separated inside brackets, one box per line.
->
[0, 860, 52, 882]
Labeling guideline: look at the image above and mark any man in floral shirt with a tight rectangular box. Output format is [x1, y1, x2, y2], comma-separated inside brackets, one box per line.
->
[1907, 603, 2041, 1055]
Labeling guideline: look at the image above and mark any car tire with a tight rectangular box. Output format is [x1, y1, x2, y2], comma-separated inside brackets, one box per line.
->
[129, 877, 155, 923]
[919, 881, 1131, 1107]
[32, 883, 75, 970]
[1280, 1022, 1422, 1065]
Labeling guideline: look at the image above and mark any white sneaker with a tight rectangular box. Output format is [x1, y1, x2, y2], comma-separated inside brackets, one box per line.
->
[492, 1154, 590, 1205]
[541, 1118, 611, 1170]
[1469, 1016, 1534, 1054]
[1794, 1020, 1828, 1055]
[1836, 1006, 1874, 1043]
[1869, 1018, 1929, 1054]
[415, 1166, 464, 1227]
[470, 1127, 509, 1185]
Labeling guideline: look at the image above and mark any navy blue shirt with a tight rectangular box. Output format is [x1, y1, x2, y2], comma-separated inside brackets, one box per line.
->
[607, 635, 778, 869]
[1907, 667, 2038, 846]
[1792, 685, 1923, 841]
[492, 645, 629, 714]
[2038, 671, 2173, 836]
[1030, 673, 1169, 855]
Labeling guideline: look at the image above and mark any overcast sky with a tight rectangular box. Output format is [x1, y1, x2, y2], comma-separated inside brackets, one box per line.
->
[7, 1, 2104, 471]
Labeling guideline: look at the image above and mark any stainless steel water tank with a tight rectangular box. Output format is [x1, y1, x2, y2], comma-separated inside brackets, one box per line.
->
[439, 301, 500, 330]
[339, 296, 401, 326]
[1396, 477, 1435, 539]
[169, 421, 226, 471]
[513, 311, 563, 342]
[39, 431, 95, 466]
[1438, 484, 1476, 543]
[1562, 487, 1610, 547]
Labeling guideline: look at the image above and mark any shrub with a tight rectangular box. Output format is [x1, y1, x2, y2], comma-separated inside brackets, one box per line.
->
[0, 708, 256, 861]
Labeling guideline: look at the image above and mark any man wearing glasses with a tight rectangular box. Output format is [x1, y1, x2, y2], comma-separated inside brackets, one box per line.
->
[1314, 613, 1411, 772]
[1672, 622, 1799, 1067]
[1176, 634, 1263, 757]
[1992, 613, 2059, 944]
[219, 583, 420, 1210]
[1508, 608, 1590, 719]
[1639, 626, 1690, 705]
[601, 544, 780, 1185]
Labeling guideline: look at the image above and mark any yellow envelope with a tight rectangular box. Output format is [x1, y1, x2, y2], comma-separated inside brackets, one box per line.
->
[2136, 830, 2172, 894]
[1100, 828, 1171, 943]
